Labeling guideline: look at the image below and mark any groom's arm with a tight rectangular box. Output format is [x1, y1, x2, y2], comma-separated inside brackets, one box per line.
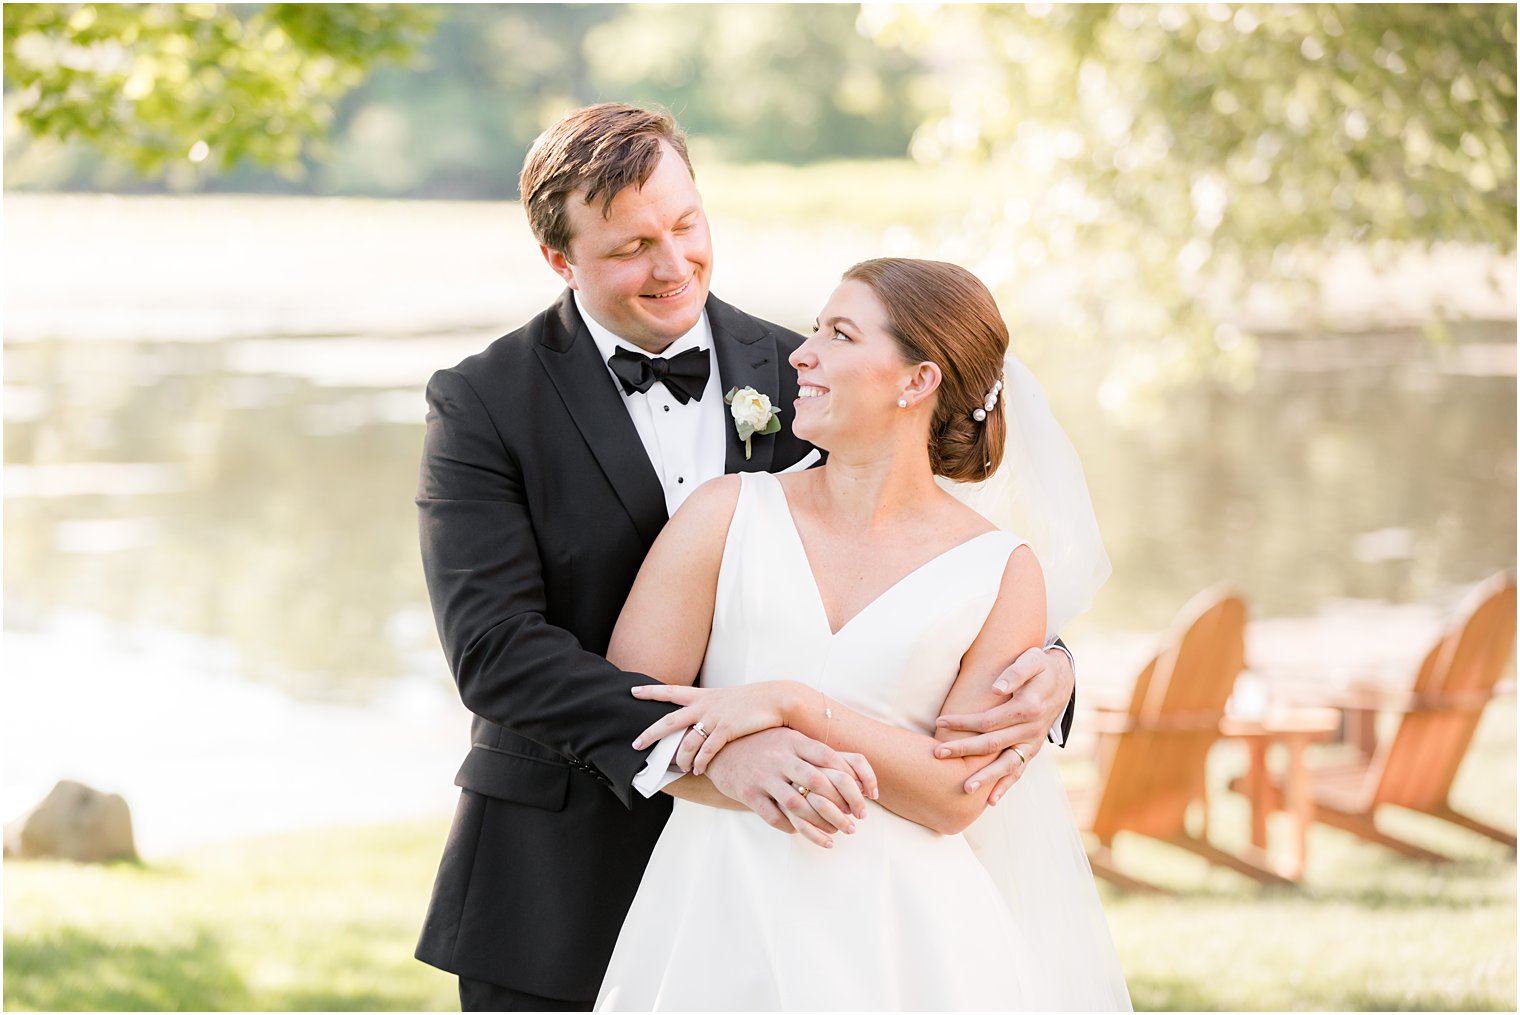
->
[418, 366, 679, 807]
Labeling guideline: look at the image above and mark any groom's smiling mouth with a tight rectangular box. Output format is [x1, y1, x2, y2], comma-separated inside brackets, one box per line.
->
[797, 384, 829, 400]
[642, 279, 692, 301]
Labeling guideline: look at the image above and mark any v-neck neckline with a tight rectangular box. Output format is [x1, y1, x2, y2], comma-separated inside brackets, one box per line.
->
[763, 473, 1005, 639]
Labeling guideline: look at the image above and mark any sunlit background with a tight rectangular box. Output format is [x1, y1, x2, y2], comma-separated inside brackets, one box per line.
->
[4, 4, 1515, 1011]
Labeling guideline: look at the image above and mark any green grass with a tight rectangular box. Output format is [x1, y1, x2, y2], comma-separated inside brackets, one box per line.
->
[6, 705, 1515, 1011]
[1084, 701, 1517, 1011]
[4, 822, 457, 1012]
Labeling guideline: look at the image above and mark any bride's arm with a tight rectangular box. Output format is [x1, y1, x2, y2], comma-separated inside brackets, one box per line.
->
[635, 545, 1045, 836]
[605, 475, 739, 687]
[791, 545, 1044, 835]
[605, 477, 744, 813]
[607, 476, 875, 838]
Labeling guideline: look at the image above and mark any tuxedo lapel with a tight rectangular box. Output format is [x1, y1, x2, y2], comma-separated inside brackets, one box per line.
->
[534, 291, 668, 545]
[708, 293, 782, 474]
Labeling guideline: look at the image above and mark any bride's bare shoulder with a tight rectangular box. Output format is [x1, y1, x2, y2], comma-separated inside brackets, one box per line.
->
[775, 467, 828, 511]
[934, 487, 1001, 539]
[775, 467, 817, 493]
[663, 474, 743, 544]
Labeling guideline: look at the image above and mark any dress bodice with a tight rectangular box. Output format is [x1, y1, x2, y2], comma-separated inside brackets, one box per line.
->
[597, 469, 1131, 1012]
[703, 471, 1024, 734]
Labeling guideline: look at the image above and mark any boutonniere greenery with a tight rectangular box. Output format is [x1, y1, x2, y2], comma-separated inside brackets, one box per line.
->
[724, 386, 782, 460]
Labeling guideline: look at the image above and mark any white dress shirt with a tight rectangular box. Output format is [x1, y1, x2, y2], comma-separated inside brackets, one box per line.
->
[576, 293, 725, 518]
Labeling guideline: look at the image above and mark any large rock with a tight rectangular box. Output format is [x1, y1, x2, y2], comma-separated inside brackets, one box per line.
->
[4, 780, 138, 862]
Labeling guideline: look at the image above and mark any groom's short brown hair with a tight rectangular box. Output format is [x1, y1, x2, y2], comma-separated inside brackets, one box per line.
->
[519, 103, 694, 257]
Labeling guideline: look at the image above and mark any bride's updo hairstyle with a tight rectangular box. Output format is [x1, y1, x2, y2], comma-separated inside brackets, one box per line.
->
[842, 258, 1009, 483]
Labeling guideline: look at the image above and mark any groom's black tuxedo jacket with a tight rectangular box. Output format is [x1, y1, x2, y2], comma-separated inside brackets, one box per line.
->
[414, 290, 816, 1001]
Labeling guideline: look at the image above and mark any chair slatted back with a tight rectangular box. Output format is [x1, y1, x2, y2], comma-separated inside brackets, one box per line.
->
[1091, 588, 1247, 840]
[1370, 575, 1516, 810]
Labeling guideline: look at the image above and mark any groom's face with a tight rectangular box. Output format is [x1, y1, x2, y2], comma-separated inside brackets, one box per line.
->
[542, 143, 713, 354]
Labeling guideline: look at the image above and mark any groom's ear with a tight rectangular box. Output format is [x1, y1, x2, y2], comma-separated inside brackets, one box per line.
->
[541, 244, 579, 289]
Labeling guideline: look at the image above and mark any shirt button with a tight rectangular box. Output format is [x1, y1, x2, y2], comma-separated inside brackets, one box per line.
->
[677, 476, 685, 484]
[663, 405, 670, 412]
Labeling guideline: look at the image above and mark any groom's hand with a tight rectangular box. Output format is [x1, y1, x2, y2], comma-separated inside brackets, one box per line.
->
[933, 645, 1076, 804]
[704, 728, 877, 848]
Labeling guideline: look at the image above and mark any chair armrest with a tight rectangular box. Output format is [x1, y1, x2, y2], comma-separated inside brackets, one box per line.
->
[1079, 707, 1227, 734]
[1273, 679, 1512, 713]
[1081, 708, 1139, 735]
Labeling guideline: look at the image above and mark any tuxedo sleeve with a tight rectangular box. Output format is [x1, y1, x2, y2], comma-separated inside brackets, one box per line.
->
[416, 366, 677, 808]
[1049, 637, 1076, 745]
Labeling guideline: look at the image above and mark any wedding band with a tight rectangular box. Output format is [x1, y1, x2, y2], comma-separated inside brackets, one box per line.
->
[796, 784, 811, 799]
[1011, 744, 1029, 766]
[691, 722, 709, 738]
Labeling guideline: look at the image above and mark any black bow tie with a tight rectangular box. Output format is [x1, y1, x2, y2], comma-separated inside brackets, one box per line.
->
[607, 346, 711, 405]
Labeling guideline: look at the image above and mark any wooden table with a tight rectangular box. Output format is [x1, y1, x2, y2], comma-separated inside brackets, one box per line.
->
[1219, 706, 1342, 881]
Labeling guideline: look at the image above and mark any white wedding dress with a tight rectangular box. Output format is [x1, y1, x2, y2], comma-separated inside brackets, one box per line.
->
[597, 472, 1130, 1011]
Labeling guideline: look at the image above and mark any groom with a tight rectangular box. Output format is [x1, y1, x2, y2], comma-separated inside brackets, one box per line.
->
[415, 103, 1077, 1011]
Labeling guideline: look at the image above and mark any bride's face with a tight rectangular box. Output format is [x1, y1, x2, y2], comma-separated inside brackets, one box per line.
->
[788, 280, 922, 451]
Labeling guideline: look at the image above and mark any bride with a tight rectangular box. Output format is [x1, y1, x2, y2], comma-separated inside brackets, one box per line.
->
[595, 258, 1130, 1011]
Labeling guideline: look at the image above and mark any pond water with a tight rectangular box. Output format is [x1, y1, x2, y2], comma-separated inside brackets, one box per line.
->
[4, 195, 1513, 850]
[7, 322, 1512, 684]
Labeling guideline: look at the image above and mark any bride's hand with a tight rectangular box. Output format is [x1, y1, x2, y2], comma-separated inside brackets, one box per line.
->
[631, 681, 808, 775]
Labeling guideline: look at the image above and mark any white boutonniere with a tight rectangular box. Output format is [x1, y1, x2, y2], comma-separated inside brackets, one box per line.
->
[724, 385, 782, 460]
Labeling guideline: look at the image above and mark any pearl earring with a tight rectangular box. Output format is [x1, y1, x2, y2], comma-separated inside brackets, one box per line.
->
[897, 398, 908, 409]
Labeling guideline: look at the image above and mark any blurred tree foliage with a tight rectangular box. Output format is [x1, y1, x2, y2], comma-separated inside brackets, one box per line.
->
[293, 3, 921, 197]
[864, 3, 1516, 405]
[308, 4, 623, 198]
[2, 4, 436, 180]
[4, 4, 923, 195]
[5, 4, 1512, 397]
[585, 4, 921, 162]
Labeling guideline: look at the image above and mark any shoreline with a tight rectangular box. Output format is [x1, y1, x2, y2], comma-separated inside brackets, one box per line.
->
[3, 595, 1470, 859]
[5, 192, 1514, 346]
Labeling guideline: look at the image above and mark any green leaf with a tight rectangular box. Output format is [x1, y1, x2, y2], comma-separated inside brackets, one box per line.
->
[1, 3, 436, 177]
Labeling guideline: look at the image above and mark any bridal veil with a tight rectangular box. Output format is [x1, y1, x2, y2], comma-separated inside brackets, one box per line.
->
[944, 352, 1132, 1011]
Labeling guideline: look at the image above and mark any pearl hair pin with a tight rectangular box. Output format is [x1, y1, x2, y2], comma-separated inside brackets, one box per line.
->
[971, 377, 1003, 422]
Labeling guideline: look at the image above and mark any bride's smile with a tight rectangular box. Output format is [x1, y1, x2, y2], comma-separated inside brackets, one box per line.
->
[789, 279, 935, 452]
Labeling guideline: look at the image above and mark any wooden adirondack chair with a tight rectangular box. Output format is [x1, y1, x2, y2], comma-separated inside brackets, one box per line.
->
[1072, 587, 1294, 892]
[1245, 573, 1517, 861]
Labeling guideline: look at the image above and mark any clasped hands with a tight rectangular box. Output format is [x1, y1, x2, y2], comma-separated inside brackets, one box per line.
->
[631, 645, 1074, 842]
